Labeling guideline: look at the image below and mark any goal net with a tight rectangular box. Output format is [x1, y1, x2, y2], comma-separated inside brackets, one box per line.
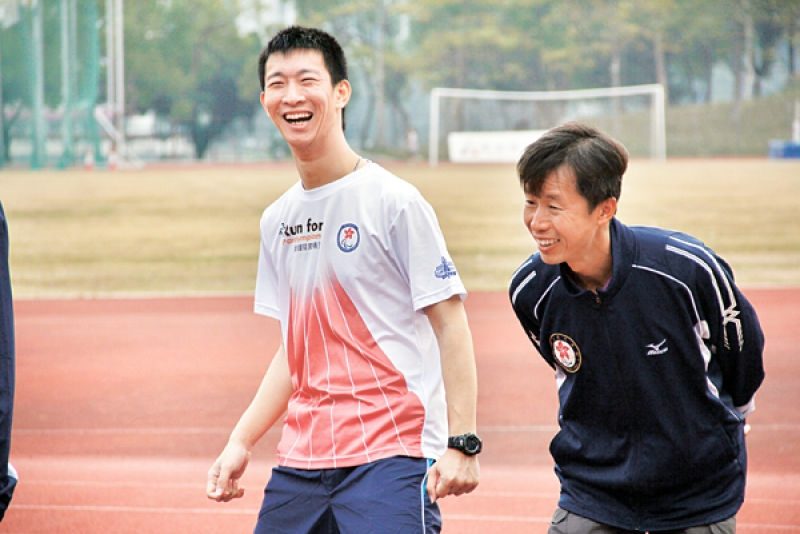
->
[428, 84, 666, 165]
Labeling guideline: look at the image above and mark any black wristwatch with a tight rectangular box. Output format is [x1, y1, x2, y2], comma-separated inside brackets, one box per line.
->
[447, 433, 482, 456]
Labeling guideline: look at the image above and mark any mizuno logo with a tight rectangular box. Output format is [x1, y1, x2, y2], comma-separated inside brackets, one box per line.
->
[646, 339, 669, 355]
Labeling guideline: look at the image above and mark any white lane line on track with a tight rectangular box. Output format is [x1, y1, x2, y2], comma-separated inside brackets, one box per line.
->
[13, 506, 800, 529]
[446, 514, 551, 523]
[12, 504, 258, 515]
[478, 424, 800, 433]
[13, 505, 552, 522]
[14, 423, 800, 435]
[478, 425, 559, 432]
[18, 483, 800, 505]
[446, 516, 800, 530]
[21, 481, 556, 498]
[736, 527, 800, 532]
[22, 488, 550, 500]
[13, 428, 232, 435]
[24, 480, 202, 489]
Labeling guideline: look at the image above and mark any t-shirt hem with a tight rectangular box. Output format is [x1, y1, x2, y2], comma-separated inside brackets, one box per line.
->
[278, 446, 426, 470]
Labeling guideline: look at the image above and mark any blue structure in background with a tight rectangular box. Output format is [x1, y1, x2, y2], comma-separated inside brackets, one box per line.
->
[768, 140, 800, 159]
[769, 100, 800, 159]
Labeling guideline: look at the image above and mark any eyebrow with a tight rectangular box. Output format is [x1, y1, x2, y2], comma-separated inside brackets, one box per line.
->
[266, 68, 323, 80]
[525, 190, 562, 201]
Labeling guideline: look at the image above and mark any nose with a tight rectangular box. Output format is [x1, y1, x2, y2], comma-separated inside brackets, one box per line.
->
[283, 80, 305, 105]
[526, 206, 549, 232]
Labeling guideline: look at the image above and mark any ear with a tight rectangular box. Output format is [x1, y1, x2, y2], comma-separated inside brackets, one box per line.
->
[334, 79, 352, 110]
[259, 92, 272, 119]
[595, 197, 617, 225]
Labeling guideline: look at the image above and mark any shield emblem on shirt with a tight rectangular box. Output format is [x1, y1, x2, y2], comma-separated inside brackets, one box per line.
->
[549, 333, 582, 373]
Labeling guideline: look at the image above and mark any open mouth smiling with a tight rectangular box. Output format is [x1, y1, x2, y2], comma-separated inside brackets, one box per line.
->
[285, 112, 312, 124]
[536, 238, 559, 248]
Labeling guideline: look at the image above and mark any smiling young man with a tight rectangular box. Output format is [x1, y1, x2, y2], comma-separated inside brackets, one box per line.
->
[206, 26, 480, 533]
[509, 122, 765, 533]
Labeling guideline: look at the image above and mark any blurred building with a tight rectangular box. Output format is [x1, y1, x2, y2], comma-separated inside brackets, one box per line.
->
[236, 0, 296, 39]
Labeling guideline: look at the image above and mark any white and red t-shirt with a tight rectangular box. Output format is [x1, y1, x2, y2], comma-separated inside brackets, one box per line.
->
[254, 162, 466, 469]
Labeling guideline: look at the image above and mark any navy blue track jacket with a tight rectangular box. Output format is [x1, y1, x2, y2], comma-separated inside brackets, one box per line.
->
[0, 203, 16, 520]
[509, 218, 765, 531]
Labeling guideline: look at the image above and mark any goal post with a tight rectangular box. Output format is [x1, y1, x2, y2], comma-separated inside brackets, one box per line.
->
[428, 84, 666, 166]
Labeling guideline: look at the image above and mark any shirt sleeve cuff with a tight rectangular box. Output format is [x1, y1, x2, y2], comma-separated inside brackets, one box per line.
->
[254, 303, 280, 320]
[737, 396, 757, 418]
[413, 286, 466, 312]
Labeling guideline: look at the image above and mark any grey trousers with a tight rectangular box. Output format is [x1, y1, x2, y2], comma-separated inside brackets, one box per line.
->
[547, 507, 736, 534]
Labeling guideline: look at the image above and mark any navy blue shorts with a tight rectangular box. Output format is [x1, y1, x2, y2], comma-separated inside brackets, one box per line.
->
[253, 456, 441, 534]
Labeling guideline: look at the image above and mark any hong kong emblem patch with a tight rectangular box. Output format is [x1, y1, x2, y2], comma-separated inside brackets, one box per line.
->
[549, 333, 582, 373]
[337, 223, 360, 253]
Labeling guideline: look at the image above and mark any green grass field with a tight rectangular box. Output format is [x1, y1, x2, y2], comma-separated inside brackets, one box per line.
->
[1, 158, 798, 297]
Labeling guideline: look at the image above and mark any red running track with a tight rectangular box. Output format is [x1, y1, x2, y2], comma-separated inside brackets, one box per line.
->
[4, 289, 799, 533]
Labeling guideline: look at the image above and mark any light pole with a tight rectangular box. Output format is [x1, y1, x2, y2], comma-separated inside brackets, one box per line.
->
[59, 0, 74, 168]
[30, 0, 46, 169]
[104, 0, 124, 164]
[114, 0, 124, 161]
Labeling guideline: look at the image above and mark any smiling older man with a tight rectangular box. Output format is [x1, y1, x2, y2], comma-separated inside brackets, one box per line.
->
[509, 122, 765, 534]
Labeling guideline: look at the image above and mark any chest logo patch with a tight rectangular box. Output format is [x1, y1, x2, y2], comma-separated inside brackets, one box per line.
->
[337, 223, 360, 253]
[549, 333, 582, 373]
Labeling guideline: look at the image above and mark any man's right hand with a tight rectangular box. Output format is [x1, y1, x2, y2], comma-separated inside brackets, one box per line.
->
[206, 441, 251, 502]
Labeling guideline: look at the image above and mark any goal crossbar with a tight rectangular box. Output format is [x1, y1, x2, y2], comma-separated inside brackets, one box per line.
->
[428, 84, 666, 165]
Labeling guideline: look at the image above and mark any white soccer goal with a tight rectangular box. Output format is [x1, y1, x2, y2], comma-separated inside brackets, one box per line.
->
[0, 0, 20, 29]
[428, 84, 666, 165]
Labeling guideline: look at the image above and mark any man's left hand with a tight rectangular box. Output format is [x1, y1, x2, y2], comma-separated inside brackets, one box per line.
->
[426, 449, 480, 503]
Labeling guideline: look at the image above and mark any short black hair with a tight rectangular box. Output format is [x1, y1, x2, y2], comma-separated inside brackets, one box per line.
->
[517, 122, 628, 212]
[258, 26, 348, 129]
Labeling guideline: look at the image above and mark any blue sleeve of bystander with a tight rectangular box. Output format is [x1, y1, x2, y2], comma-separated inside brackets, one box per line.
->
[0, 202, 17, 521]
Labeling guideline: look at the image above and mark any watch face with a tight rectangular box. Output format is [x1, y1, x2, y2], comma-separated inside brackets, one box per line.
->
[465, 435, 480, 453]
[449, 433, 482, 455]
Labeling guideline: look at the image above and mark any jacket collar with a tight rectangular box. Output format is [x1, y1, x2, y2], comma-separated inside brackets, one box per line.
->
[559, 217, 635, 300]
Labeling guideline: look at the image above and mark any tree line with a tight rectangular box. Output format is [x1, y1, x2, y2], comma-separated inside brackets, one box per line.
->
[1, 0, 798, 161]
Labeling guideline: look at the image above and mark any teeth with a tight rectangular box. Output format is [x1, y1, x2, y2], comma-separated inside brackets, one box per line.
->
[285, 112, 312, 122]
[537, 239, 558, 247]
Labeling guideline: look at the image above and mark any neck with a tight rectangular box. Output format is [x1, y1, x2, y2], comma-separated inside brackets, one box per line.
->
[292, 131, 360, 190]
[572, 261, 612, 293]
[568, 224, 613, 293]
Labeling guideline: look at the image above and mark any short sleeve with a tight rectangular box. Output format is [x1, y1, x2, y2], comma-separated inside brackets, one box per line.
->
[254, 214, 281, 319]
[389, 195, 466, 311]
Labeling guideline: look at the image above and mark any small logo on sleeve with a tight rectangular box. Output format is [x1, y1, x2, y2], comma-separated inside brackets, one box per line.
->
[337, 223, 360, 252]
[434, 257, 458, 279]
[549, 333, 582, 373]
